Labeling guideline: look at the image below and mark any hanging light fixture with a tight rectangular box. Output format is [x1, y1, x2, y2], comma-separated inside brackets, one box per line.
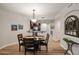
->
[31, 9, 37, 23]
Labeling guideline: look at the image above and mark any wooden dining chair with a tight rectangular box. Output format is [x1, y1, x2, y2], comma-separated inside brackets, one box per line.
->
[23, 38, 38, 55]
[39, 33, 50, 52]
[17, 34, 24, 52]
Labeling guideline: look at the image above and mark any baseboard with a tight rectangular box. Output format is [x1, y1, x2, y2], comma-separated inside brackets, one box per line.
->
[0, 42, 18, 49]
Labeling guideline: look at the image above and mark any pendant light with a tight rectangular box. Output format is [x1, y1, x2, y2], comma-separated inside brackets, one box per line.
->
[31, 9, 37, 23]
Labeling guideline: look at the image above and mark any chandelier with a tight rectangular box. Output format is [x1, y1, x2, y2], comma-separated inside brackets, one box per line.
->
[31, 9, 37, 23]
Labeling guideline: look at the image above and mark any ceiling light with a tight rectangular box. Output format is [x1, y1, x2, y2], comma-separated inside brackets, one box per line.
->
[31, 9, 37, 23]
[31, 19, 37, 23]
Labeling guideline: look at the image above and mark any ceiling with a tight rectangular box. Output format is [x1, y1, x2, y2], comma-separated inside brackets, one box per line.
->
[0, 3, 69, 20]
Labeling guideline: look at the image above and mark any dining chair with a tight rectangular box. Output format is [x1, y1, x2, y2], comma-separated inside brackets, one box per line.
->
[17, 34, 24, 52]
[39, 33, 50, 52]
[23, 38, 38, 55]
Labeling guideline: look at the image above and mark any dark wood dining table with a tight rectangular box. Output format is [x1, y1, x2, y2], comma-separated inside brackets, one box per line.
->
[23, 35, 44, 54]
[23, 35, 44, 40]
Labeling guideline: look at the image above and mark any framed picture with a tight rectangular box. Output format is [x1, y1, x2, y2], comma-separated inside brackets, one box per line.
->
[11, 25, 17, 31]
[18, 24, 23, 30]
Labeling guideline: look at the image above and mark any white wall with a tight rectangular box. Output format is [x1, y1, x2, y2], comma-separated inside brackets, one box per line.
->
[0, 8, 53, 48]
[0, 9, 30, 48]
[53, 20, 61, 41]
[40, 23, 50, 39]
[55, 4, 79, 54]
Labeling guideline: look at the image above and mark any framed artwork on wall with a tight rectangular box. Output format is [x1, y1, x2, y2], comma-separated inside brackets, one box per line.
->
[11, 25, 17, 31]
[18, 24, 23, 30]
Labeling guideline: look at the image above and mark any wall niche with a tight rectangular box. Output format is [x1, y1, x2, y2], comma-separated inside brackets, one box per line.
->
[65, 15, 79, 37]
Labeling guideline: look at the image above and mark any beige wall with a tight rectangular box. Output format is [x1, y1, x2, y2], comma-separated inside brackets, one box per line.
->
[55, 4, 79, 54]
[0, 9, 30, 48]
[0, 8, 52, 49]
[53, 20, 61, 41]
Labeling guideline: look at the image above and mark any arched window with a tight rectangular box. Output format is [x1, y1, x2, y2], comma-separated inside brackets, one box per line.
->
[65, 15, 79, 37]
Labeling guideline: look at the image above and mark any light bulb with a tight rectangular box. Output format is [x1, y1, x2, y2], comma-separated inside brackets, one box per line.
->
[31, 19, 37, 23]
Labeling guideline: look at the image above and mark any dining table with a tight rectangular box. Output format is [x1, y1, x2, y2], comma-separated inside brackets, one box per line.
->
[23, 35, 45, 54]
[23, 35, 44, 40]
